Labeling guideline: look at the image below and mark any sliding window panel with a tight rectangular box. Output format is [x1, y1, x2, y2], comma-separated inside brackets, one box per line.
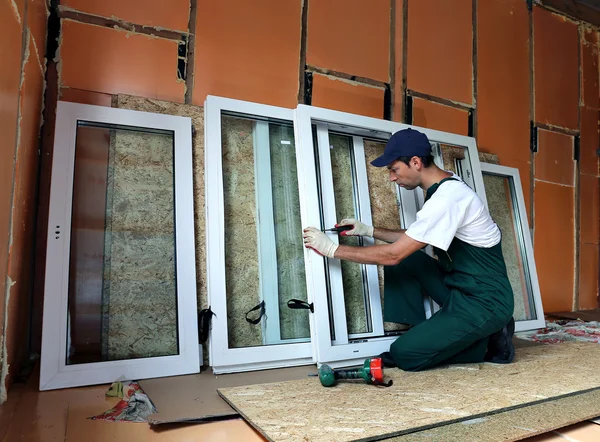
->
[296, 105, 411, 367]
[40, 102, 199, 391]
[205, 96, 313, 373]
[315, 129, 387, 341]
[481, 164, 545, 332]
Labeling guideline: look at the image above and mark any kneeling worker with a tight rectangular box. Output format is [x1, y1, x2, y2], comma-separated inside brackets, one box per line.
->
[303, 128, 515, 371]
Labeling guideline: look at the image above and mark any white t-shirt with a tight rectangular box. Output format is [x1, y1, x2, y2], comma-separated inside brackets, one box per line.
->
[405, 173, 501, 251]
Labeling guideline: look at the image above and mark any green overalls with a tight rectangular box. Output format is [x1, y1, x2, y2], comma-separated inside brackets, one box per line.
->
[384, 177, 514, 371]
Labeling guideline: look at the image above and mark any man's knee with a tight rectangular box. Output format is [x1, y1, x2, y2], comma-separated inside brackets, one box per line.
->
[389, 334, 429, 372]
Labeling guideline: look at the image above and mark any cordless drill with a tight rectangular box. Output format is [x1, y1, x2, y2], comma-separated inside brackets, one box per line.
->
[317, 357, 392, 387]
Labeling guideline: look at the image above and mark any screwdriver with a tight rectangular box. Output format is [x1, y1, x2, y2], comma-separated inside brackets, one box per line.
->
[323, 225, 353, 233]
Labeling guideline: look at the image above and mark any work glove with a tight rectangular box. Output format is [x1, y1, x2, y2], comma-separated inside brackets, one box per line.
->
[303, 227, 339, 258]
[337, 218, 374, 237]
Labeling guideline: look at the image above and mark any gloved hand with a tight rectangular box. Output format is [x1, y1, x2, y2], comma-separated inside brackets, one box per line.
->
[337, 218, 374, 237]
[303, 227, 339, 258]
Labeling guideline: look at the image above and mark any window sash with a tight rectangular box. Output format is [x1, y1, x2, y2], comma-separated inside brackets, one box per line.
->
[40, 101, 200, 390]
[480, 163, 546, 332]
[315, 126, 387, 342]
[205, 96, 314, 374]
[295, 105, 492, 367]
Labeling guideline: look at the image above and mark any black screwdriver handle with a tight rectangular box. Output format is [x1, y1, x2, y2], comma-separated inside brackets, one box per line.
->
[324, 225, 353, 233]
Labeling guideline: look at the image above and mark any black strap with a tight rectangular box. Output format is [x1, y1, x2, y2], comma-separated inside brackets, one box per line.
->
[198, 307, 215, 343]
[372, 378, 394, 387]
[287, 299, 314, 313]
[245, 301, 266, 325]
[425, 177, 460, 202]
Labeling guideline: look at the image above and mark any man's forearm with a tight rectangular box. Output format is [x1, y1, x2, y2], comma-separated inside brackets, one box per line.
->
[333, 233, 423, 266]
[372, 227, 406, 243]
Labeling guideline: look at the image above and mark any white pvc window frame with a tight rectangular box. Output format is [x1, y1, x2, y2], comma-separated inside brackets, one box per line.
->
[205, 96, 314, 373]
[295, 104, 490, 367]
[315, 126, 391, 342]
[40, 101, 200, 391]
[480, 163, 546, 332]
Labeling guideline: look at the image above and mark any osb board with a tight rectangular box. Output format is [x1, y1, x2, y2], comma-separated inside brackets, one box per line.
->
[116, 96, 311, 349]
[330, 134, 368, 334]
[391, 388, 600, 442]
[114, 95, 207, 314]
[363, 140, 403, 331]
[218, 342, 600, 442]
[115, 95, 212, 362]
[221, 116, 262, 348]
[483, 173, 530, 322]
[479, 152, 500, 165]
[140, 365, 316, 424]
[440, 144, 465, 173]
[103, 129, 177, 360]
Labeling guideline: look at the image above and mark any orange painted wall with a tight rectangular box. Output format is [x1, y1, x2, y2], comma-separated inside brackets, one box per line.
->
[477, 0, 532, 217]
[311, 74, 384, 119]
[534, 7, 579, 130]
[535, 130, 575, 187]
[412, 98, 469, 136]
[534, 130, 577, 312]
[407, 0, 473, 105]
[307, 0, 390, 83]
[60, 20, 185, 103]
[192, 0, 302, 108]
[61, 0, 190, 32]
[0, 0, 47, 400]
[534, 181, 575, 312]
[579, 28, 600, 309]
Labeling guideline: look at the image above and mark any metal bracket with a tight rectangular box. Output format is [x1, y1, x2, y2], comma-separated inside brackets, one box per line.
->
[405, 94, 413, 125]
[530, 122, 538, 153]
[304, 72, 313, 105]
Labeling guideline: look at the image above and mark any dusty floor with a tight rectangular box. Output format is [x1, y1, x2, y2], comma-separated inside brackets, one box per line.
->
[0, 371, 599, 442]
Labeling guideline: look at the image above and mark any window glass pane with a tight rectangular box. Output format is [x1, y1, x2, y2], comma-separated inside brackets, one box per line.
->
[68, 123, 178, 365]
[222, 115, 310, 348]
[269, 124, 311, 341]
[363, 139, 405, 332]
[483, 173, 535, 321]
[329, 134, 370, 335]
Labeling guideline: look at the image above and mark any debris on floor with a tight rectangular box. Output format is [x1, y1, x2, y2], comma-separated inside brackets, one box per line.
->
[89, 381, 157, 423]
[517, 320, 600, 344]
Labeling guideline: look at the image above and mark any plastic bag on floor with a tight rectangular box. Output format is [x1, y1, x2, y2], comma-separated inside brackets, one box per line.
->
[90, 381, 157, 423]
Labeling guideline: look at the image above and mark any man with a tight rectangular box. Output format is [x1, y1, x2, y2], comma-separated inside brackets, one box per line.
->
[303, 128, 515, 372]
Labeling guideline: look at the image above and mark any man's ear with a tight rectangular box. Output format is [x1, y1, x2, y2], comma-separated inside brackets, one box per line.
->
[412, 156, 421, 170]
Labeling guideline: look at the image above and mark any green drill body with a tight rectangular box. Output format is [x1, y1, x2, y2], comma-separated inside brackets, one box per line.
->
[318, 359, 375, 387]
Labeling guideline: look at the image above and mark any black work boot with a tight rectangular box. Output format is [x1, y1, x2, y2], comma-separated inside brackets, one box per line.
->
[484, 317, 516, 364]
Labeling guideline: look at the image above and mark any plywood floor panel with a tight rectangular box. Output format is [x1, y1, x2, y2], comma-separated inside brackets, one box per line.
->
[218, 343, 600, 442]
[392, 389, 600, 442]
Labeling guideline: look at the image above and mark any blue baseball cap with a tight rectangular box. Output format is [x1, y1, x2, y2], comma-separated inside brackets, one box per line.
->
[370, 128, 432, 167]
